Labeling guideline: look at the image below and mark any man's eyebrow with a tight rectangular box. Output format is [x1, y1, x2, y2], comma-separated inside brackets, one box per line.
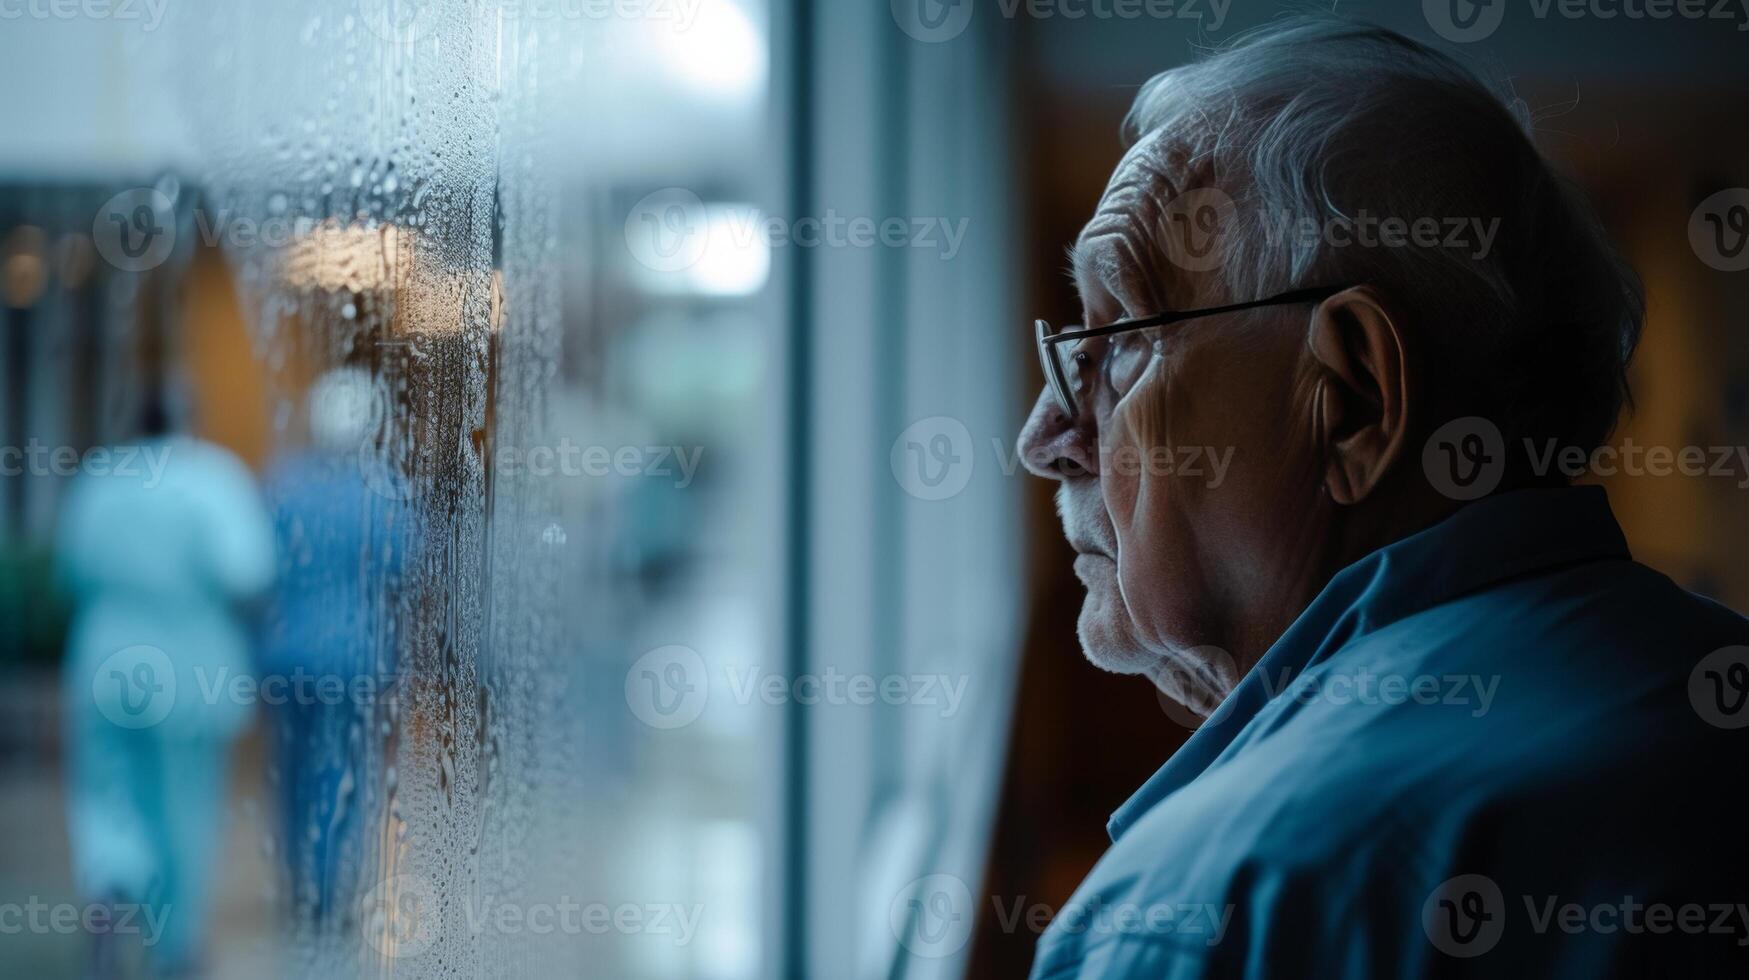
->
[1065, 239, 1097, 294]
[1065, 240, 1118, 328]
[1069, 230, 1155, 321]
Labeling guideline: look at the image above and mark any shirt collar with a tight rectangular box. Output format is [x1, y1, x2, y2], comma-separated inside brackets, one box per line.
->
[1106, 484, 1631, 842]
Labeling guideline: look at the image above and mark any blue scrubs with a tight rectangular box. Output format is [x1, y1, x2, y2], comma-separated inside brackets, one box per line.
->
[1032, 486, 1749, 977]
[258, 448, 413, 923]
[58, 436, 275, 970]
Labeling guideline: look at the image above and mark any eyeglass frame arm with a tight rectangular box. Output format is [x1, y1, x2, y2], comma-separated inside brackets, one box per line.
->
[1039, 283, 1350, 347]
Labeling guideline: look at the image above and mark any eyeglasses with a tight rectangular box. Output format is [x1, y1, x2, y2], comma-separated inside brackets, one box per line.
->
[1034, 284, 1350, 420]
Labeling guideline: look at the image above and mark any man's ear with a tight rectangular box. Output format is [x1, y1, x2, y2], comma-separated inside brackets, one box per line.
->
[1305, 286, 1410, 505]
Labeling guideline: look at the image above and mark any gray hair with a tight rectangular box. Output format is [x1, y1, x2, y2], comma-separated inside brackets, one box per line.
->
[1126, 15, 1644, 466]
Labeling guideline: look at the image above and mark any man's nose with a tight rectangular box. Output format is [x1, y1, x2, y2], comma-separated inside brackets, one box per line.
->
[1017, 386, 1098, 480]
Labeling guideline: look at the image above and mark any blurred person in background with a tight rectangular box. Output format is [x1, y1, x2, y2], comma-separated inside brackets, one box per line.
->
[56, 389, 275, 977]
[1017, 16, 1749, 977]
[258, 365, 414, 931]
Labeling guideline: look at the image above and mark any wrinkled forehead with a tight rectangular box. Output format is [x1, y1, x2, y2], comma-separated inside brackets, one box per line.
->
[1071, 128, 1217, 315]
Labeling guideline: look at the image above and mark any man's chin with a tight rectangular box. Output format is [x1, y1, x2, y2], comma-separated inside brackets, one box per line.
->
[1073, 557, 1161, 677]
[1072, 560, 1240, 714]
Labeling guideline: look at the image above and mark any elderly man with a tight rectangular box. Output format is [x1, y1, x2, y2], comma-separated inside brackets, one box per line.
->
[1016, 16, 1749, 977]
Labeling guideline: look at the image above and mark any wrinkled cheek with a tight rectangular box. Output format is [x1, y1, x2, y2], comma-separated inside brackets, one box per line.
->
[1099, 402, 1148, 558]
[1114, 466, 1187, 642]
[1104, 369, 1194, 558]
[1103, 392, 1188, 647]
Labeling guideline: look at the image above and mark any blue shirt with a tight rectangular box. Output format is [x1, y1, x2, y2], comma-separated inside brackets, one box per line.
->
[1031, 486, 1749, 977]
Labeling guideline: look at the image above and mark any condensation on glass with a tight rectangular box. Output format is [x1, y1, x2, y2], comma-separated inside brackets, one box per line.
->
[170, 2, 562, 974]
[162, 1, 777, 976]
